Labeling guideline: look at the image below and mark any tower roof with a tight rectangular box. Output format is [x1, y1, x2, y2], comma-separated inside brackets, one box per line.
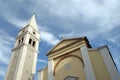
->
[26, 15, 38, 31]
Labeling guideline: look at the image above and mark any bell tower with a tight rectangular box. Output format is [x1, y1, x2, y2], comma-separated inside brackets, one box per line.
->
[5, 15, 40, 80]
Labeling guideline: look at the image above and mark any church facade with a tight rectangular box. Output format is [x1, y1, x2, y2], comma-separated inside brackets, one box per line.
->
[5, 15, 40, 80]
[38, 37, 120, 80]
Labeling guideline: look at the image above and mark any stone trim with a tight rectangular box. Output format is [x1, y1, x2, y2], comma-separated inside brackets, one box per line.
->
[53, 55, 84, 76]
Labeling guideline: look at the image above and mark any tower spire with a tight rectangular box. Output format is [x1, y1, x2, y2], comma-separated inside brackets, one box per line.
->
[26, 14, 38, 31]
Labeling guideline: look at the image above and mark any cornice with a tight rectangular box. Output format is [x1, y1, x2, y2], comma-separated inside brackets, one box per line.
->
[48, 41, 87, 60]
[12, 43, 39, 53]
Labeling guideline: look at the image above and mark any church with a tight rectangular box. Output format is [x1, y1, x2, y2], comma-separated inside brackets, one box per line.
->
[5, 15, 120, 80]
[38, 37, 120, 80]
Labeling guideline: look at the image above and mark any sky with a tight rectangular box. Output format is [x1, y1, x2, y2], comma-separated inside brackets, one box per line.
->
[0, 0, 120, 80]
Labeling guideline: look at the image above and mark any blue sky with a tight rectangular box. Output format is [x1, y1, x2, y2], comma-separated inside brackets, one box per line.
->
[0, 0, 120, 80]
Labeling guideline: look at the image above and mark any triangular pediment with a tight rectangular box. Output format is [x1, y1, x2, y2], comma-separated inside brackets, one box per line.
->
[47, 37, 89, 56]
[53, 39, 78, 51]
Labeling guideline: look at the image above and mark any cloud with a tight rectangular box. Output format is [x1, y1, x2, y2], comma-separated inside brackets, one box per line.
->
[5, 17, 27, 28]
[22, 0, 120, 51]
[0, 66, 8, 80]
[0, 29, 15, 79]
[37, 59, 47, 64]
[0, 29, 14, 64]
[1, 0, 119, 38]
[0, 0, 34, 28]
[0, 69, 5, 77]
[114, 58, 120, 73]
[40, 31, 60, 45]
[0, 0, 120, 35]
[0, 51, 9, 65]
[0, 0, 120, 76]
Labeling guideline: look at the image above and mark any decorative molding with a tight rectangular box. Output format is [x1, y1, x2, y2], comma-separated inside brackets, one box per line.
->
[48, 42, 86, 60]
[53, 54, 84, 76]
[49, 40, 80, 54]
[47, 36, 91, 56]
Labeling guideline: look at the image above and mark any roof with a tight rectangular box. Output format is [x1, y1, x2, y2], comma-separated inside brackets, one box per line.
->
[37, 66, 48, 72]
[46, 36, 91, 56]
[26, 14, 38, 31]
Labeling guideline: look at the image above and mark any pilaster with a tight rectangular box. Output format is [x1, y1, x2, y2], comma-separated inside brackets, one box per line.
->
[48, 59, 54, 80]
[38, 71, 43, 80]
[99, 46, 120, 80]
[80, 46, 96, 80]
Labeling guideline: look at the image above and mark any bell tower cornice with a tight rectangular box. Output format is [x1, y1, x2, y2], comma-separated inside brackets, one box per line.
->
[16, 31, 40, 41]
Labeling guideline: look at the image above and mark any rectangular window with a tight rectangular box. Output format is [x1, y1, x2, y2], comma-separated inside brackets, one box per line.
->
[32, 41, 36, 47]
[29, 39, 32, 45]
[18, 40, 21, 44]
[22, 38, 24, 43]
